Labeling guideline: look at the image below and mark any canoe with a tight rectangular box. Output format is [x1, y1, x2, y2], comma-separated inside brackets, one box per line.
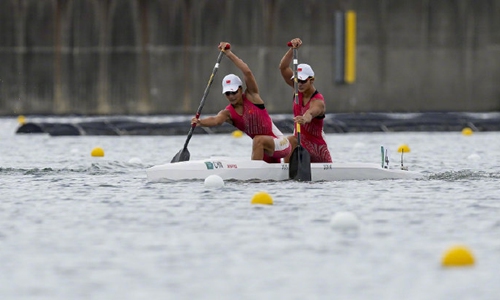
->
[146, 156, 422, 182]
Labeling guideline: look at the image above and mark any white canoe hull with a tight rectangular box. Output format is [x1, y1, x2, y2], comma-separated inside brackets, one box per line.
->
[146, 157, 421, 182]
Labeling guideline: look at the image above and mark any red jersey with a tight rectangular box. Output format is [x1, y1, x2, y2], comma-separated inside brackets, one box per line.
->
[226, 94, 283, 139]
[293, 91, 332, 163]
[226, 94, 287, 163]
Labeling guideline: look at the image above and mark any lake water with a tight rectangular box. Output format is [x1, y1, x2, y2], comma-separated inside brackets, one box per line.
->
[1, 117, 500, 300]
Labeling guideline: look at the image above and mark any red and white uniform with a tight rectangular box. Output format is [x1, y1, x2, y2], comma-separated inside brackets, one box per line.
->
[293, 91, 332, 163]
[226, 94, 290, 163]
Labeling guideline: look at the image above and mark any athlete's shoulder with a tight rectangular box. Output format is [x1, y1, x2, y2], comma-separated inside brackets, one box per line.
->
[312, 90, 324, 100]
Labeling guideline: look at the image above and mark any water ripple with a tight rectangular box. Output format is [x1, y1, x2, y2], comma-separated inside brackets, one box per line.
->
[0, 161, 144, 176]
[428, 169, 500, 180]
[2, 125, 500, 300]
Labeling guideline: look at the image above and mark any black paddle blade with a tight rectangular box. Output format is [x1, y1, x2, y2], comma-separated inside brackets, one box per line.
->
[289, 146, 312, 181]
[171, 148, 190, 163]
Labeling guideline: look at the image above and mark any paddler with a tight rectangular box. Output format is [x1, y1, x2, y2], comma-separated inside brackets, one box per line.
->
[279, 38, 332, 163]
[191, 42, 291, 163]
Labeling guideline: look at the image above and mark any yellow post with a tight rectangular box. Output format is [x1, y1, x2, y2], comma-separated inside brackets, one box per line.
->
[344, 10, 357, 84]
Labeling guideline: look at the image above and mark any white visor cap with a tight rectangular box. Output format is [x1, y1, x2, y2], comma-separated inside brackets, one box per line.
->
[222, 74, 243, 93]
[291, 63, 315, 80]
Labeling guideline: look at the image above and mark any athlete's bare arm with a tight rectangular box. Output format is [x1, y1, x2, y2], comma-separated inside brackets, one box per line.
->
[294, 100, 325, 124]
[279, 38, 302, 88]
[219, 42, 264, 105]
[192, 109, 231, 127]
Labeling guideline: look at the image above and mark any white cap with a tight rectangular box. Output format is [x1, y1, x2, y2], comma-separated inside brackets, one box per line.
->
[222, 74, 242, 93]
[291, 63, 315, 80]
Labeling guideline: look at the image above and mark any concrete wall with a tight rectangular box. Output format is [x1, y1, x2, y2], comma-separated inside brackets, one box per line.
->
[1, 0, 500, 115]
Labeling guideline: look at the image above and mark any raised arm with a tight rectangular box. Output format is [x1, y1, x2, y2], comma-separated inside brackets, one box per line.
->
[219, 42, 264, 104]
[279, 38, 302, 88]
[218, 42, 260, 100]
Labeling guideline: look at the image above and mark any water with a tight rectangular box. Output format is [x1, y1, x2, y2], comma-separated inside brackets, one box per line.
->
[1, 117, 500, 300]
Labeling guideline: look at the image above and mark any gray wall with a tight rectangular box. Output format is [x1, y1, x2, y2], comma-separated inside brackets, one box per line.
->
[1, 0, 500, 115]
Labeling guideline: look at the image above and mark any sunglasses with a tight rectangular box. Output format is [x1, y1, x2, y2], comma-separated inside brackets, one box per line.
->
[297, 78, 310, 84]
[225, 91, 238, 96]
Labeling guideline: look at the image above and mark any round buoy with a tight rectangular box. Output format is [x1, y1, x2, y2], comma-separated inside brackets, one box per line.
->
[467, 153, 480, 161]
[128, 157, 142, 164]
[330, 212, 360, 230]
[397, 144, 411, 153]
[204, 175, 224, 188]
[462, 127, 473, 136]
[251, 191, 273, 205]
[353, 142, 365, 149]
[91, 147, 105, 157]
[442, 245, 475, 267]
[232, 130, 243, 138]
[17, 115, 26, 124]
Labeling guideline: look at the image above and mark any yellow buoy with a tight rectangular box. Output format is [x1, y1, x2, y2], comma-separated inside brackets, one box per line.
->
[462, 127, 473, 136]
[91, 147, 105, 157]
[442, 245, 475, 267]
[397, 144, 411, 153]
[232, 130, 243, 138]
[251, 191, 273, 205]
[17, 115, 26, 124]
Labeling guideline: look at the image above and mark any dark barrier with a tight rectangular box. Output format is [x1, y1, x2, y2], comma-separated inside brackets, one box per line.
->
[15, 112, 500, 136]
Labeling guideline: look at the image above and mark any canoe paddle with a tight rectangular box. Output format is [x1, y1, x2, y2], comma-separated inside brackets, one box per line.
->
[288, 42, 312, 181]
[171, 43, 230, 163]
